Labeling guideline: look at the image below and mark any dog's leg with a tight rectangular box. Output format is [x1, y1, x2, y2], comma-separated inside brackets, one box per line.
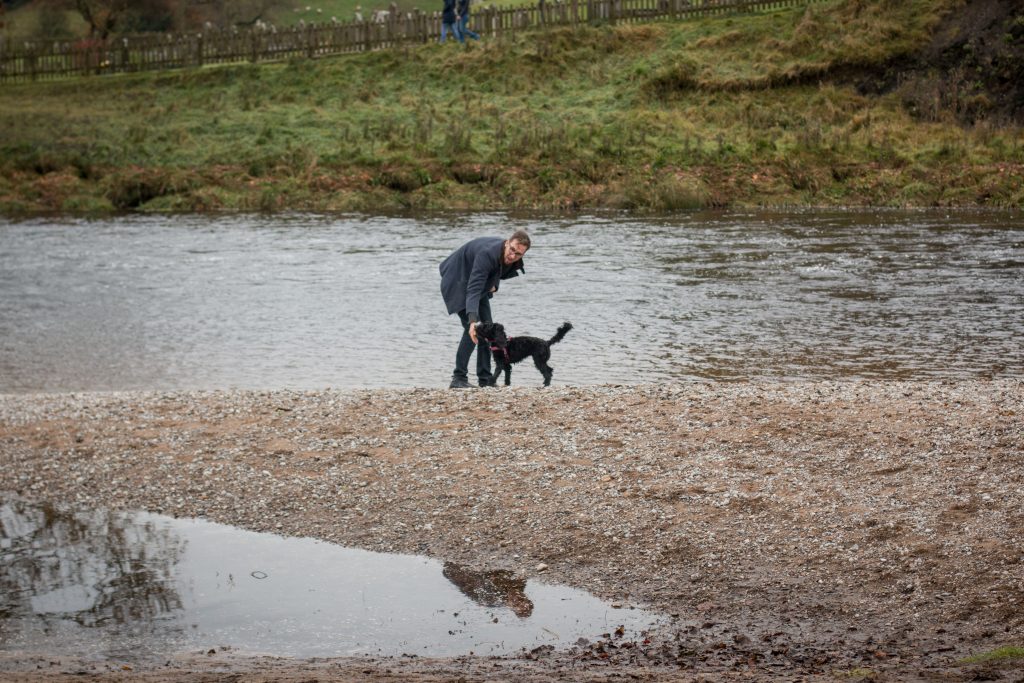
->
[533, 354, 553, 386]
[503, 364, 512, 386]
[489, 359, 503, 386]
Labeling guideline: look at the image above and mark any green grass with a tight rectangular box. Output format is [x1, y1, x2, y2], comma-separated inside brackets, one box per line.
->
[264, 0, 539, 27]
[2, 5, 88, 41]
[1, 0, 1022, 214]
[961, 646, 1024, 664]
[4, 0, 536, 39]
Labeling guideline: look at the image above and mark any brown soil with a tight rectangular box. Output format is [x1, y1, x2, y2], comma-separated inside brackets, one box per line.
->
[1, 382, 1023, 681]
[863, 0, 1024, 124]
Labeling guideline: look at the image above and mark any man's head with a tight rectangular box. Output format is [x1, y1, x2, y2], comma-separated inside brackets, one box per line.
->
[503, 230, 530, 265]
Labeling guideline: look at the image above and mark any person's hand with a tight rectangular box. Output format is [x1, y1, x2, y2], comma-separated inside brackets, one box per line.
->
[469, 322, 478, 344]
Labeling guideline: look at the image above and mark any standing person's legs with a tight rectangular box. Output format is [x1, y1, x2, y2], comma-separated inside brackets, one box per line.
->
[460, 16, 480, 39]
[452, 298, 492, 387]
[453, 310, 475, 385]
[474, 298, 492, 385]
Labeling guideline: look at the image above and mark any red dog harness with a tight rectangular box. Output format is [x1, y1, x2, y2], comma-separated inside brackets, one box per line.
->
[483, 336, 512, 363]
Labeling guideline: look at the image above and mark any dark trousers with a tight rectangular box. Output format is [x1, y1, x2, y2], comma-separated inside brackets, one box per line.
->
[453, 297, 492, 383]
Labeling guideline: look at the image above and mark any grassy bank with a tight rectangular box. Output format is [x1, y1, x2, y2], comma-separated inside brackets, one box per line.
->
[1, 0, 1022, 214]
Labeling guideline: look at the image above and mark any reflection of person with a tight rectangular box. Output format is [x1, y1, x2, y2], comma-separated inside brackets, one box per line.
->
[457, 0, 480, 40]
[440, 0, 462, 42]
[443, 562, 534, 617]
[439, 231, 529, 388]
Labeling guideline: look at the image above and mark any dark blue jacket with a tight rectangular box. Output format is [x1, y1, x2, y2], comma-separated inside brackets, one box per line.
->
[442, 0, 457, 24]
[457, 0, 471, 17]
[439, 237, 525, 322]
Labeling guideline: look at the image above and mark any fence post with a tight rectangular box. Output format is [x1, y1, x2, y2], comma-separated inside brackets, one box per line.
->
[196, 33, 204, 67]
[307, 24, 315, 58]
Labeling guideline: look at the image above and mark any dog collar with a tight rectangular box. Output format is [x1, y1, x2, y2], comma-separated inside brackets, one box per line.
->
[483, 336, 512, 361]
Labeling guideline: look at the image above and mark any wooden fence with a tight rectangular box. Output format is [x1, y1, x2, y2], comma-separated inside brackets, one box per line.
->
[0, 0, 820, 83]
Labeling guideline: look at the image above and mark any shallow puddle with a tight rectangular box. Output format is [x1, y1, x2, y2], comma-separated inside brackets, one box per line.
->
[0, 496, 662, 661]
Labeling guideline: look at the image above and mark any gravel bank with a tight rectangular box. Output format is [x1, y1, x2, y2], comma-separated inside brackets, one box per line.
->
[1, 381, 1022, 682]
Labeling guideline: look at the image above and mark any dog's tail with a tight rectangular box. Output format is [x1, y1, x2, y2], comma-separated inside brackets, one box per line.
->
[548, 322, 573, 346]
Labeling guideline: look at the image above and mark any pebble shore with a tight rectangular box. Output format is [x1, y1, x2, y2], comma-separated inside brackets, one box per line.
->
[1, 380, 1022, 681]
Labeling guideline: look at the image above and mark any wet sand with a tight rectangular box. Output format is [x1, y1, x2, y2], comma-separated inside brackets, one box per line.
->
[1, 381, 1022, 681]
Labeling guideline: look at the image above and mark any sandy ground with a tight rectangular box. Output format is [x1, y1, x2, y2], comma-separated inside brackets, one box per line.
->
[1, 381, 1023, 681]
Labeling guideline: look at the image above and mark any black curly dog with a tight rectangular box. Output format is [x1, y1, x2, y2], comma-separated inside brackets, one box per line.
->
[475, 321, 572, 387]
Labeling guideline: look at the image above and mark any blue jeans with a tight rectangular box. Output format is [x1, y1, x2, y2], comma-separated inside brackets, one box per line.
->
[459, 16, 480, 40]
[453, 297, 492, 383]
[440, 22, 464, 43]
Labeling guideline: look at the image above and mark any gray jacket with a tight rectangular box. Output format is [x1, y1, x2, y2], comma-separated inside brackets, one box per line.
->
[439, 237, 525, 322]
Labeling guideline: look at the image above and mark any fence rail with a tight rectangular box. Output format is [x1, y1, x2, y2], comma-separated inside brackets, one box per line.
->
[0, 0, 819, 83]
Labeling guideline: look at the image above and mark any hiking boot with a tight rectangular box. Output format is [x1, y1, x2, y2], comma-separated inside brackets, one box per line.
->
[449, 377, 473, 389]
[479, 378, 496, 387]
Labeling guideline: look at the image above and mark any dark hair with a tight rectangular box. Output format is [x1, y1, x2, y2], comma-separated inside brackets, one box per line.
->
[509, 230, 531, 248]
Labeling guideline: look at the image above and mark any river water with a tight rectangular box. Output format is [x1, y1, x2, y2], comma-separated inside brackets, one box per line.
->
[1, 210, 1022, 392]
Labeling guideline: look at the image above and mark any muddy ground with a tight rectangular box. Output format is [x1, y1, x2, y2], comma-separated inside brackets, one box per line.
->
[866, 0, 1024, 124]
[1, 381, 1022, 681]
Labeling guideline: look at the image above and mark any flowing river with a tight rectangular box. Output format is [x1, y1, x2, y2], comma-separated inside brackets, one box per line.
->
[1, 209, 1022, 392]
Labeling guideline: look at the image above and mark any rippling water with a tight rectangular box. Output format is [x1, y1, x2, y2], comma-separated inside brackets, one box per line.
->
[1, 210, 1021, 392]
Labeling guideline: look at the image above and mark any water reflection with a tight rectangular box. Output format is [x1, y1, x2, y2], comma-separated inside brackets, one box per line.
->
[0, 496, 662, 661]
[0, 499, 185, 632]
[0, 210, 1021, 390]
[443, 563, 534, 618]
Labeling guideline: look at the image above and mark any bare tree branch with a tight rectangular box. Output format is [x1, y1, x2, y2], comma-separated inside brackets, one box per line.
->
[72, 0, 131, 39]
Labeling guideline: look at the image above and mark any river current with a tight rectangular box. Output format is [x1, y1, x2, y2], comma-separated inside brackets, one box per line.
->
[1, 210, 1021, 392]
